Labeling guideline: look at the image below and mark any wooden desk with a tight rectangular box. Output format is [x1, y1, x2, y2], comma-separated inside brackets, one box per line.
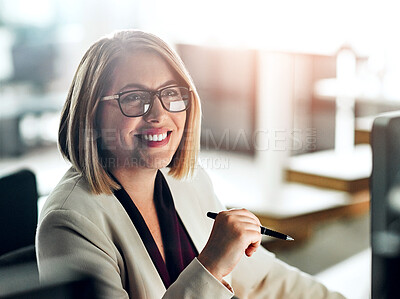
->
[285, 145, 371, 193]
[259, 189, 370, 250]
[355, 116, 374, 145]
[355, 129, 370, 145]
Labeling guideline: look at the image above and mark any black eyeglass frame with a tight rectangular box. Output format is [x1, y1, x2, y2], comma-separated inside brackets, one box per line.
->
[100, 86, 192, 117]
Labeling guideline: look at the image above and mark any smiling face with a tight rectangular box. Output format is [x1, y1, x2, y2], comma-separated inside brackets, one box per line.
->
[96, 50, 187, 171]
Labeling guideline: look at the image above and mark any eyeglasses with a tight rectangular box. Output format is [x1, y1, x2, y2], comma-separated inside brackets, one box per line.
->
[100, 86, 191, 117]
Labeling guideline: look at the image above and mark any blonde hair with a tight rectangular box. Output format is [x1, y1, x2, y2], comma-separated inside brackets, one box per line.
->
[59, 30, 201, 194]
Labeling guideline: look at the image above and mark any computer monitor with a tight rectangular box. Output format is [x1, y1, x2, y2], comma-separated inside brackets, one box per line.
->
[370, 110, 400, 299]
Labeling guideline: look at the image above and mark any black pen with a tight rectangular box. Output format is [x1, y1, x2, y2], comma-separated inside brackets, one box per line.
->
[206, 212, 294, 241]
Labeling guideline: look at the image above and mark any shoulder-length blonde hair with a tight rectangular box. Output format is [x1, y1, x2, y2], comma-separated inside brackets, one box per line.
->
[59, 30, 202, 194]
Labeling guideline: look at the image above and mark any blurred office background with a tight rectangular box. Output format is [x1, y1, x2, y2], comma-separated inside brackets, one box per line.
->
[1, 0, 400, 297]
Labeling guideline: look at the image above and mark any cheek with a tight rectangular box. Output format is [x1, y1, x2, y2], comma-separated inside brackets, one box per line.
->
[175, 112, 187, 131]
[174, 113, 187, 147]
[97, 106, 139, 144]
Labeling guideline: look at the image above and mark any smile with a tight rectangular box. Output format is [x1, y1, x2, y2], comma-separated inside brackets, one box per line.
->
[143, 132, 168, 141]
[135, 131, 172, 147]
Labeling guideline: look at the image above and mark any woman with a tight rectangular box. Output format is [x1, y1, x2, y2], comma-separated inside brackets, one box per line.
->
[36, 30, 345, 298]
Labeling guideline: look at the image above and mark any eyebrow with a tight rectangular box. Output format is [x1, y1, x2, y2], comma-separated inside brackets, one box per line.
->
[118, 80, 179, 93]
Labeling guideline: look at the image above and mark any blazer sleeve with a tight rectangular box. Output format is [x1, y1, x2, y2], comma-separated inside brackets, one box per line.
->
[36, 209, 234, 299]
[164, 258, 234, 298]
[36, 209, 130, 299]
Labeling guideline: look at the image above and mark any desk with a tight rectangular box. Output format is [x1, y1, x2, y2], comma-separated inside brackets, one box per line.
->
[355, 116, 374, 145]
[285, 144, 371, 193]
[258, 189, 369, 250]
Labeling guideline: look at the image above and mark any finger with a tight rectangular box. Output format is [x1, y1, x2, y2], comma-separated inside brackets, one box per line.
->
[245, 238, 261, 256]
[226, 215, 260, 227]
[243, 227, 261, 244]
[240, 210, 262, 227]
[248, 213, 262, 227]
[217, 215, 262, 237]
[224, 219, 261, 237]
[240, 221, 263, 233]
[221, 211, 261, 227]
[245, 244, 258, 257]
[226, 208, 262, 227]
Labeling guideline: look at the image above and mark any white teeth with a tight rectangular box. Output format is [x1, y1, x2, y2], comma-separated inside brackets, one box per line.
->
[142, 132, 168, 142]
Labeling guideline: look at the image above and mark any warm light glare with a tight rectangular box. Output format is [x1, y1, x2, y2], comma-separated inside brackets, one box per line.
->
[1, 0, 55, 26]
[149, 0, 400, 57]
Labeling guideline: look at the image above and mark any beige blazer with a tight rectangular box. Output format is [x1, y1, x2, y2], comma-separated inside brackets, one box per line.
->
[36, 166, 345, 299]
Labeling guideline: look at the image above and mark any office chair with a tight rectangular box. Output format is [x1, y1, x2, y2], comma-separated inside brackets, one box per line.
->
[0, 262, 99, 299]
[0, 169, 101, 298]
[0, 169, 38, 257]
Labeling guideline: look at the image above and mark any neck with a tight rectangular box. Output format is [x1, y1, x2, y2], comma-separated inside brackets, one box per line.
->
[112, 167, 158, 208]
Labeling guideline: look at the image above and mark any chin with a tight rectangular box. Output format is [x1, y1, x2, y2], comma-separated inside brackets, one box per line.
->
[141, 154, 173, 170]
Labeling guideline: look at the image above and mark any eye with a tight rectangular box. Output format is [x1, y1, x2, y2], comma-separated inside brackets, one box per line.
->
[121, 92, 148, 104]
[125, 93, 141, 101]
[162, 88, 179, 97]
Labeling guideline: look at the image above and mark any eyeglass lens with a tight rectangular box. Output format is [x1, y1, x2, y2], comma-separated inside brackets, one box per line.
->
[119, 87, 190, 116]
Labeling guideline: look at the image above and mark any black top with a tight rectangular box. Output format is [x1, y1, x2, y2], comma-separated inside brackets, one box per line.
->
[113, 171, 198, 288]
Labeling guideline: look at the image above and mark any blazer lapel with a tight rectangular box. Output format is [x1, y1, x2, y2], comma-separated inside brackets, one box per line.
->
[108, 193, 167, 298]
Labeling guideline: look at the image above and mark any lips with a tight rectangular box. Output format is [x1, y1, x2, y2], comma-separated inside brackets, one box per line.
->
[135, 129, 172, 147]
[142, 132, 168, 142]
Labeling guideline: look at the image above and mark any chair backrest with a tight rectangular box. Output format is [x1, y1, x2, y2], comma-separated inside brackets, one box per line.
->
[0, 169, 38, 256]
[0, 262, 99, 299]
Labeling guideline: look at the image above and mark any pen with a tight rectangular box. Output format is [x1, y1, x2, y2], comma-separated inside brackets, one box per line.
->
[206, 212, 294, 241]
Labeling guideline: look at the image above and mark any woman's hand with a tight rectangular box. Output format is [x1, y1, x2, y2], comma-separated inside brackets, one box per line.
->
[197, 209, 262, 282]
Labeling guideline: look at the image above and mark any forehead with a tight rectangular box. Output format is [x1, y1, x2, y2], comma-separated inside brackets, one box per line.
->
[111, 50, 181, 92]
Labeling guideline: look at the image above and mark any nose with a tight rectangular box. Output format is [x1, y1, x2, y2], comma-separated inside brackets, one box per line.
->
[143, 96, 167, 123]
